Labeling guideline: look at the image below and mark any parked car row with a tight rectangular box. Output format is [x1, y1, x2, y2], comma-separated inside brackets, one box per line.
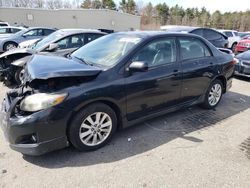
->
[0, 29, 106, 85]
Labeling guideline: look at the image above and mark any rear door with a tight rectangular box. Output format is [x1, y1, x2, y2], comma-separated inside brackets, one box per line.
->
[125, 37, 182, 120]
[178, 37, 216, 102]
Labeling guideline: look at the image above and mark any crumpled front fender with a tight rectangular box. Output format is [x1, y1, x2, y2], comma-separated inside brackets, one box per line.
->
[11, 55, 32, 67]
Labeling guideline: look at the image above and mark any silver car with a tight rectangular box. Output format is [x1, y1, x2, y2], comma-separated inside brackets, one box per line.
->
[0, 26, 25, 39]
[0, 27, 57, 52]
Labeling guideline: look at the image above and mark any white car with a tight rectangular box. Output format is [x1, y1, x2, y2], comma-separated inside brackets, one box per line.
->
[219, 30, 241, 51]
[18, 38, 41, 48]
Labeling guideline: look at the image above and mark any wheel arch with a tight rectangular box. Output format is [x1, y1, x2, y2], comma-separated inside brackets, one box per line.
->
[3, 41, 18, 50]
[213, 75, 227, 93]
[66, 99, 124, 135]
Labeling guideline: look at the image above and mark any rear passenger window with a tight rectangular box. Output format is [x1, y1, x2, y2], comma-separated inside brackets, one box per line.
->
[191, 29, 203, 37]
[70, 34, 84, 48]
[203, 29, 222, 40]
[43, 29, 54, 36]
[132, 38, 177, 67]
[224, 32, 233, 37]
[179, 38, 211, 60]
[233, 32, 238, 36]
[85, 34, 103, 44]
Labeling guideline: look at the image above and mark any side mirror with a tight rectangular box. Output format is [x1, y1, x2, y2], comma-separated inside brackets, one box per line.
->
[47, 43, 58, 52]
[129, 61, 148, 72]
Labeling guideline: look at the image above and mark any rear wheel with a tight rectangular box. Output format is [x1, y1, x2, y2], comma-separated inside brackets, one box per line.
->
[3, 42, 17, 51]
[201, 79, 223, 109]
[68, 103, 117, 151]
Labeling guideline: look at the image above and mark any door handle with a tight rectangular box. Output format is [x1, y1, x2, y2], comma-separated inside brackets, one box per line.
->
[173, 69, 180, 76]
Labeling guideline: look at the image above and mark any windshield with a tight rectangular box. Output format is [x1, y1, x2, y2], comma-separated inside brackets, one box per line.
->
[71, 33, 142, 67]
[12, 29, 28, 37]
[32, 31, 63, 50]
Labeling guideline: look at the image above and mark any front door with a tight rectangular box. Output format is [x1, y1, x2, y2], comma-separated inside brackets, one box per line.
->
[125, 37, 182, 121]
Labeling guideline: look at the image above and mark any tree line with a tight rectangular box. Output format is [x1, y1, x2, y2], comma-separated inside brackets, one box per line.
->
[1, 0, 250, 31]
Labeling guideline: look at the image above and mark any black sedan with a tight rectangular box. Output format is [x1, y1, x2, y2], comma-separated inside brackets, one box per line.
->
[235, 50, 250, 77]
[0, 29, 106, 85]
[0, 32, 235, 156]
[162, 26, 229, 48]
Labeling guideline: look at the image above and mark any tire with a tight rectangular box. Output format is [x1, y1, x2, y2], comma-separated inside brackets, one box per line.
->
[3, 42, 17, 51]
[200, 79, 223, 109]
[14, 67, 24, 85]
[68, 103, 117, 151]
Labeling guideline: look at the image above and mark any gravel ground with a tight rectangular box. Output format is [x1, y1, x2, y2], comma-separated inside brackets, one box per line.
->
[0, 77, 250, 188]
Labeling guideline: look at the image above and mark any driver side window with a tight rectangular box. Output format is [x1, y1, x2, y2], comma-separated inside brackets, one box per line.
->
[23, 29, 38, 37]
[132, 38, 177, 68]
[55, 37, 70, 49]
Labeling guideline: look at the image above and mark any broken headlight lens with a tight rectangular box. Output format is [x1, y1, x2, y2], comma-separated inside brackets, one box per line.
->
[20, 93, 67, 112]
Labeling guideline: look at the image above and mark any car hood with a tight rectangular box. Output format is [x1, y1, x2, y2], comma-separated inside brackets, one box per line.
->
[24, 54, 102, 82]
[0, 48, 35, 59]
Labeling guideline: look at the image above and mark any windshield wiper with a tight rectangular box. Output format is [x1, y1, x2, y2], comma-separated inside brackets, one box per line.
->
[72, 56, 93, 66]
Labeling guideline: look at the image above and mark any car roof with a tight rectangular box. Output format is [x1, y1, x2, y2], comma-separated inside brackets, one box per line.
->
[58, 28, 106, 35]
[27, 27, 57, 30]
[0, 26, 25, 29]
[113, 31, 202, 39]
[219, 29, 238, 32]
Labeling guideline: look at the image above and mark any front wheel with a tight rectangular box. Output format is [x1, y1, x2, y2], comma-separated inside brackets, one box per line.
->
[201, 79, 223, 109]
[15, 67, 25, 85]
[68, 103, 117, 151]
[3, 42, 17, 51]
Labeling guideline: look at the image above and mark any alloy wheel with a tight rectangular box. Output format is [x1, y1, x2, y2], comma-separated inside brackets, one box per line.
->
[208, 83, 222, 106]
[6, 44, 16, 51]
[79, 112, 112, 146]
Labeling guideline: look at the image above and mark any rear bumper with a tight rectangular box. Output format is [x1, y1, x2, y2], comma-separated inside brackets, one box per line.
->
[226, 77, 233, 91]
[0, 92, 70, 156]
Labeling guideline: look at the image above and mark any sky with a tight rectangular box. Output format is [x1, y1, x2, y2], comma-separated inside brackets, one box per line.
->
[114, 0, 250, 13]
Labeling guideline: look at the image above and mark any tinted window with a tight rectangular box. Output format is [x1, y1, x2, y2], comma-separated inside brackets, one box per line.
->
[55, 37, 69, 49]
[43, 29, 54, 36]
[37, 29, 43, 36]
[233, 32, 238, 36]
[0, 28, 8, 34]
[55, 34, 84, 49]
[191, 29, 203, 37]
[132, 38, 177, 67]
[23, 29, 38, 36]
[0, 23, 8, 26]
[224, 31, 233, 37]
[86, 33, 104, 44]
[203, 29, 222, 40]
[11, 28, 21, 33]
[70, 34, 84, 48]
[179, 38, 211, 60]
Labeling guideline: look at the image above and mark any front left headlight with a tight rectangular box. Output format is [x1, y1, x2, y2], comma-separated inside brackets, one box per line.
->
[20, 93, 68, 112]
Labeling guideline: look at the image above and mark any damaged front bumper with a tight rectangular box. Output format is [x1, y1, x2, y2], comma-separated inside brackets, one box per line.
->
[0, 91, 70, 156]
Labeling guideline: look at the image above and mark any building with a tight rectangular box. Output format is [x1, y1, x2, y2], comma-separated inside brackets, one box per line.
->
[0, 7, 141, 31]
